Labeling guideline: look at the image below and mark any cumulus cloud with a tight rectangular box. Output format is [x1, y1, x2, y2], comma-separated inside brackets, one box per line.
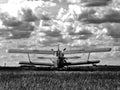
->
[77, 9, 96, 21]
[40, 36, 70, 46]
[105, 23, 120, 38]
[69, 29, 93, 40]
[12, 22, 34, 31]
[81, 0, 112, 7]
[35, 7, 53, 20]
[0, 0, 8, 4]
[8, 30, 31, 39]
[0, 28, 32, 39]
[42, 29, 61, 37]
[0, 13, 22, 27]
[0, 28, 10, 38]
[0, 12, 35, 39]
[103, 9, 120, 23]
[20, 8, 38, 22]
[81, 9, 120, 24]
[33, 26, 70, 46]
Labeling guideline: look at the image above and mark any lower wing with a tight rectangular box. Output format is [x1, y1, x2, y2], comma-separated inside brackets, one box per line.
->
[66, 56, 81, 59]
[65, 60, 100, 66]
[19, 61, 54, 66]
[37, 56, 81, 60]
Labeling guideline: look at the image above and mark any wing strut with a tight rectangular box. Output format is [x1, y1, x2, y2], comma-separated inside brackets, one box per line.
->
[87, 52, 91, 62]
[27, 53, 31, 63]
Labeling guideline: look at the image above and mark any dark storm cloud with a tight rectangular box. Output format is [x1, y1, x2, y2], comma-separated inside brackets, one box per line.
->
[81, 0, 112, 7]
[20, 8, 38, 22]
[81, 9, 120, 24]
[69, 29, 93, 40]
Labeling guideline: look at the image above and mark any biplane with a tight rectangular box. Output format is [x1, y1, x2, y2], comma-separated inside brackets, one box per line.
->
[7, 45, 111, 69]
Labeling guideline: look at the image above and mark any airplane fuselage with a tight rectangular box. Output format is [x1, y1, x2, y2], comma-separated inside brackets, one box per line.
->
[53, 50, 67, 68]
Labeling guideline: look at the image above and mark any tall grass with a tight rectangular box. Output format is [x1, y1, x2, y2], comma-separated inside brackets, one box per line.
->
[0, 71, 120, 90]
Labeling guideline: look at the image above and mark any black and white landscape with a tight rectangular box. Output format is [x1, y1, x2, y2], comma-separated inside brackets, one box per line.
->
[0, 0, 120, 90]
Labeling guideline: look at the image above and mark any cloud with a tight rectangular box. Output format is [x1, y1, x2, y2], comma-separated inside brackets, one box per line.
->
[81, 0, 112, 7]
[68, 29, 93, 40]
[0, 13, 22, 27]
[0, 12, 35, 28]
[0, 28, 10, 38]
[39, 14, 51, 21]
[8, 22, 34, 39]
[0, 0, 8, 4]
[41, 28, 62, 37]
[8, 31, 31, 39]
[0, 28, 32, 39]
[1, 14, 34, 31]
[36, 27, 69, 45]
[20, 8, 38, 22]
[77, 9, 96, 20]
[40, 36, 70, 46]
[0, 12, 34, 39]
[35, 7, 52, 20]
[103, 9, 120, 23]
[81, 9, 120, 24]
[106, 23, 120, 38]
[31, 25, 74, 46]
[12, 22, 34, 31]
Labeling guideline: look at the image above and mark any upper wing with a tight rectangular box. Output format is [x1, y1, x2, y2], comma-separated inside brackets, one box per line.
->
[64, 47, 111, 54]
[7, 49, 53, 54]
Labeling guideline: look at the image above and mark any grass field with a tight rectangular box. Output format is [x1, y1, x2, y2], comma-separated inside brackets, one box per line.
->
[0, 71, 120, 90]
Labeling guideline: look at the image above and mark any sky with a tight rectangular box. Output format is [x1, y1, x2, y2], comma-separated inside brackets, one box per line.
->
[0, 0, 120, 66]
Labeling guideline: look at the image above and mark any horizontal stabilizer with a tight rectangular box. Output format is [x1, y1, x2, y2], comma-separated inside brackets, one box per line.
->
[19, 61, 54, 66]
[8, 49, 53, 54]
[64, 48, 111, 54]
[65, 60, 100, 66]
